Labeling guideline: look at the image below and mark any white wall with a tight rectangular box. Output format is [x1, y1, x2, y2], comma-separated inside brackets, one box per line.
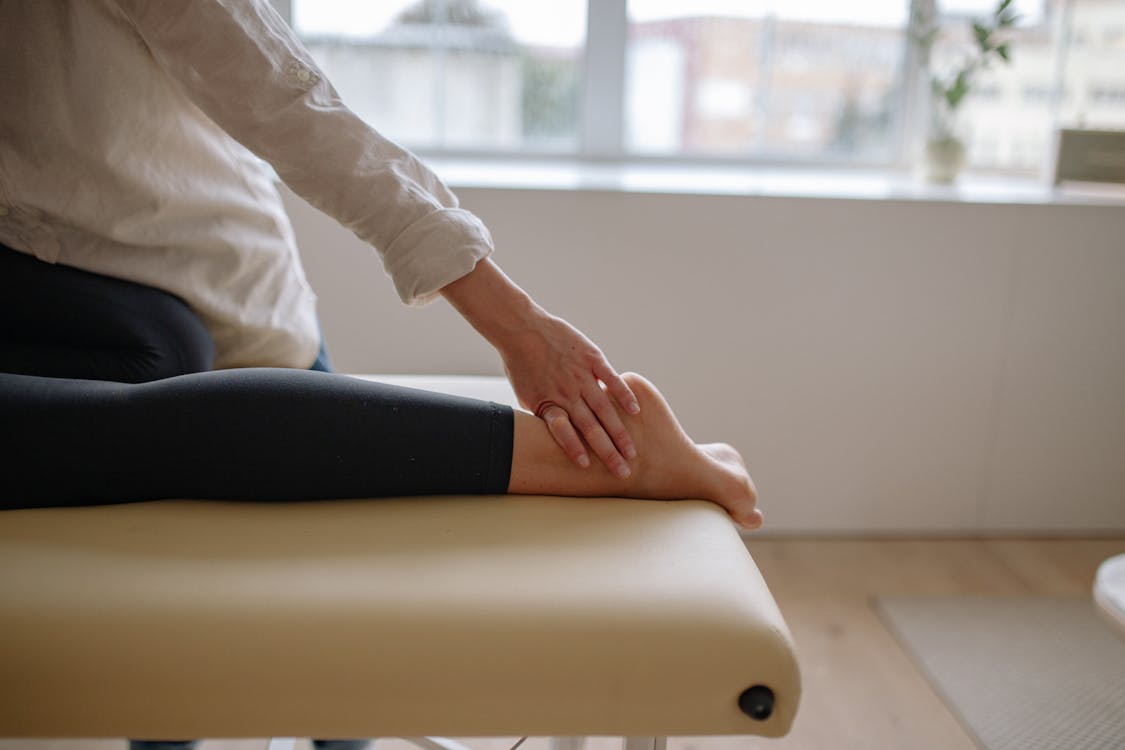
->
[282, 183, 1125, 535]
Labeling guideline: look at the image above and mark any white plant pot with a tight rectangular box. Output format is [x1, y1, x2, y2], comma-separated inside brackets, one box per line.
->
[924, 135, 967, 184]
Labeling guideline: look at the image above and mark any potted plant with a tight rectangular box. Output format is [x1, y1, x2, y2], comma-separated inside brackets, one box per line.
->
[912, 0, 1019, 182]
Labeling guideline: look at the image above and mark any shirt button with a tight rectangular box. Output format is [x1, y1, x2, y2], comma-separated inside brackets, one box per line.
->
[296, 68, 312, 83]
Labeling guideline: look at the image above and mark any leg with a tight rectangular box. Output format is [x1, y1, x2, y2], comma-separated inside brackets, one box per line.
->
[0, 369, 759, 526]
[0, 368, 512, 508]
[0, 243, 214, 382]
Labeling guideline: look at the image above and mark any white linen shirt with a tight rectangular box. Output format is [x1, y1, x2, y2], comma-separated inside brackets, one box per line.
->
[0, 0, 494, 369]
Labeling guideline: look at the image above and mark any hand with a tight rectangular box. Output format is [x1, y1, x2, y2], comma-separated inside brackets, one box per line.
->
[500, 312, 641, 477]
[439, 258, 640, 475]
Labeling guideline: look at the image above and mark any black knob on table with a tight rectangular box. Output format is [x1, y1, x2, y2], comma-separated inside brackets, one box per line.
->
[738, 685, 775, 720]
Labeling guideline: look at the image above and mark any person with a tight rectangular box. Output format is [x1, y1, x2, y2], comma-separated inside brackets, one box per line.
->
[0, 2, 761, 749]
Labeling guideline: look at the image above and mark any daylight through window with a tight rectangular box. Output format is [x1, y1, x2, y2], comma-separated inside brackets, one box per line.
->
[287, 0, 1125, 176]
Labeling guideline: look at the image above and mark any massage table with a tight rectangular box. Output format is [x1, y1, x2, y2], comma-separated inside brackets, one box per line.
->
[0, 376, 800, 747]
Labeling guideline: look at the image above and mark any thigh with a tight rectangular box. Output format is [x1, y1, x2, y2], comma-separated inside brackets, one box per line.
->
[0, 243, 214, 382]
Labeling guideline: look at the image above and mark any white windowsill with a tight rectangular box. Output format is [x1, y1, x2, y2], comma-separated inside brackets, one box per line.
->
[427, 158, 1125, 207]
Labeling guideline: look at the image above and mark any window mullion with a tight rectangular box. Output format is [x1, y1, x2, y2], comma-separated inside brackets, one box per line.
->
[898, 0, 935, 169]
[581, 0, 628, 159]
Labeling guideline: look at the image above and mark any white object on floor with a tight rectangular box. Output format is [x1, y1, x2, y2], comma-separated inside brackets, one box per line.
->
[1094, 553, 1125, 637]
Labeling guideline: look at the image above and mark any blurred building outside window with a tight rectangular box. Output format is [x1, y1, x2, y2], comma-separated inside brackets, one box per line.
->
[290, 0, 584, 151]
[282, 0, 1125, 178]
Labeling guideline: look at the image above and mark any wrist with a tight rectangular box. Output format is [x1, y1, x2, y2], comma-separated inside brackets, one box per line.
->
[440, 257, 544, 349]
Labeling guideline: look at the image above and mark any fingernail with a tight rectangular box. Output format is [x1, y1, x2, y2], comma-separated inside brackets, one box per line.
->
[615, 464, 631, 479]
[577, 454, 590, 468]
[624, 444, 637, 460]
[628, 401, 641, 414]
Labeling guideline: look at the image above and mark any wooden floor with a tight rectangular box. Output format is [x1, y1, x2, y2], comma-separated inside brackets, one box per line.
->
[4, 537, 1122, 750]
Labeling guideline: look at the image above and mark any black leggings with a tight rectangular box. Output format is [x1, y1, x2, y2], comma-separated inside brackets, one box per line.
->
[1, 368, 513, 508]
[0, 243, 215, 382]
[0, 244, 514, 509]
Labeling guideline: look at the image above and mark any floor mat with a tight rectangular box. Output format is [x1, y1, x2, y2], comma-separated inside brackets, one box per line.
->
[876, 596, 1125, 750]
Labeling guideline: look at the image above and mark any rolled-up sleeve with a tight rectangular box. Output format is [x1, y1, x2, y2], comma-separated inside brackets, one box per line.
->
[109, 0, 492, 305]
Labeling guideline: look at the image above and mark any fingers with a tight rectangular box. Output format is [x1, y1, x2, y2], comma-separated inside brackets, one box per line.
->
[568, 399, 632, 479]
[581, 382, 636, 463]
[741, 507, 765, 531]
[539, 403, 591, 469]
[538, 387, 635, 478]
[594, 361, 641, 416]
[579, 360, 639, 475]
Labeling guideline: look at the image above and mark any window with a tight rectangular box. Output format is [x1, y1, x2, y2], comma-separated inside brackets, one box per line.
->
[284, 0, 1125, 177]
[923, 0, 1125, 173]
[1060, 0, 1125, 129]
[923, 0, 1057, 172]
[625, 1, 909, 161]
[290, 0, 585, 151]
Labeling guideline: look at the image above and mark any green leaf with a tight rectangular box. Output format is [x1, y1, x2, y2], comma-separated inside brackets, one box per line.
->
[973, 22, 992, 51]
[997, 0, 1014, 14]
[949, 69, 975, 110]
[996, 44, 1011, 62]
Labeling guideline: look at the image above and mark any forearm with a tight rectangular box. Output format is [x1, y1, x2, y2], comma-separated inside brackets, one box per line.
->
[440, 258, 545, 356]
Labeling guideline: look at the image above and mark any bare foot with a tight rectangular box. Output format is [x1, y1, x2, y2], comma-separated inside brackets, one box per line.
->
[620, 373, 762, 530]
